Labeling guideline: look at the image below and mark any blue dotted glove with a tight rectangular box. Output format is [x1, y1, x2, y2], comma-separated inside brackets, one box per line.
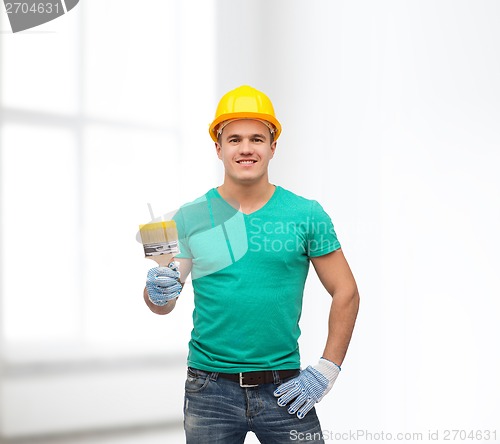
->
[146, 262, 182, 306]
[274, 358, 341, 419]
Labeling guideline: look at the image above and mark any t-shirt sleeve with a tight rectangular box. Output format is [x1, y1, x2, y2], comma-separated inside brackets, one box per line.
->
[172, 207, 193, 259]
[307, 200, 341, 257]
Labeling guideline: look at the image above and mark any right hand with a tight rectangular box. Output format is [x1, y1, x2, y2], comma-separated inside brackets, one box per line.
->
[146, 262, 182, 306]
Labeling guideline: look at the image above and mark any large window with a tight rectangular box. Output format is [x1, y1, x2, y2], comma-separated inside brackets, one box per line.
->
[1, 0, 216, 361]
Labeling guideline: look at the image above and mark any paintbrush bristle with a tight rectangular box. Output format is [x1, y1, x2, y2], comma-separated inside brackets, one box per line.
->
[139, 220, 179, 257]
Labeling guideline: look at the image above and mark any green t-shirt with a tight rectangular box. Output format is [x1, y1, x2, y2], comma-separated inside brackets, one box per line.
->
[173, 185, 341, 373]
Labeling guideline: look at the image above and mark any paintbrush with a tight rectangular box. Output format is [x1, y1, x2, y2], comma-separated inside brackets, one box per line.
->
[139, 204, 180, 267]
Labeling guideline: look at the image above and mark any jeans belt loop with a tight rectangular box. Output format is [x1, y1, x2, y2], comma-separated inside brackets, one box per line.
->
[239, 372, 259, 388]
[272, 369, 280, 385]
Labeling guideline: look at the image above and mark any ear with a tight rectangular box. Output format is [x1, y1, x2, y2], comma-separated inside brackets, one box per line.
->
[215, 142, 222, 159]
[270, 141, 277, 158]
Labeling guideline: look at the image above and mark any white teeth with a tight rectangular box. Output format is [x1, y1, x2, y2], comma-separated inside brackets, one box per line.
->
[238, 160, 255, 164]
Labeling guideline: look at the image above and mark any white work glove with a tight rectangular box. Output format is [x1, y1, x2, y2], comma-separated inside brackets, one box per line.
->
[274, 358, 341, 419]
[146, 262, 182, 306]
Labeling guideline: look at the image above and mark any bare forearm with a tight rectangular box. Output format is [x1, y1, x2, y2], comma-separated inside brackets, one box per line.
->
[143, 287, 177, 315]
[322, 287, 360, 367]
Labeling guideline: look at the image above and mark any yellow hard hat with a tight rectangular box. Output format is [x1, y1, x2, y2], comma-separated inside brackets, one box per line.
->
[209, 85, 282, 142]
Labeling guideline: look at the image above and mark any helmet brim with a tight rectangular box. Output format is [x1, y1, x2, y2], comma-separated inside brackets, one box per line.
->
[209, 112, 281, 142]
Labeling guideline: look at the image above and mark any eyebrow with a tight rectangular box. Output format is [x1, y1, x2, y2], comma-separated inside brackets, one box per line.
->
[225, 133, 268, 140]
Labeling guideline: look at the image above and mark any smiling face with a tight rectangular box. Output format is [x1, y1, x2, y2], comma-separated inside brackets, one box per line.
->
[215, 119, 277, 187]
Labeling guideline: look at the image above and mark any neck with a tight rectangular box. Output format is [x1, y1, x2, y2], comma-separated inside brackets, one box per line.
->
[218, 177, 275, 214]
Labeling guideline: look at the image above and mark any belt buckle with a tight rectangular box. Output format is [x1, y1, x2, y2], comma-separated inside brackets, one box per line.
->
[239, 372, 258, 388]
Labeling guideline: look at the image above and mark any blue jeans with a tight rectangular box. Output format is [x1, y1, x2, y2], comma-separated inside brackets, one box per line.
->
[184, 367, 325, 443]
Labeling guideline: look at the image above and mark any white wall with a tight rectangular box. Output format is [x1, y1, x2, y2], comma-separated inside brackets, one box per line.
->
[216, 0, 500, 438]
[0, 0, 216, 439]
[1, 360, 186, 437]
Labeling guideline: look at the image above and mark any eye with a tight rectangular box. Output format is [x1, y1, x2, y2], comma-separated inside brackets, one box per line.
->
[252, 137, 264, 143]
[229, 138, 239, 143]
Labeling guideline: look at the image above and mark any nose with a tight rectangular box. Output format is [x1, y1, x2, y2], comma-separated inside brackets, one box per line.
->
[239, 138, 254, 155]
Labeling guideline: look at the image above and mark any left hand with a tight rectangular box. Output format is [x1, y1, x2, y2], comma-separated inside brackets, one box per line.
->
[273, 358, 341, 419]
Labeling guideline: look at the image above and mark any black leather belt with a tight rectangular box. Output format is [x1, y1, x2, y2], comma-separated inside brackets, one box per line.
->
[218, 369, 299, 387]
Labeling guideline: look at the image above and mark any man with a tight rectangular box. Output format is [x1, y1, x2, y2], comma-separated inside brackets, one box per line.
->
[143, 85, 359, 443]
